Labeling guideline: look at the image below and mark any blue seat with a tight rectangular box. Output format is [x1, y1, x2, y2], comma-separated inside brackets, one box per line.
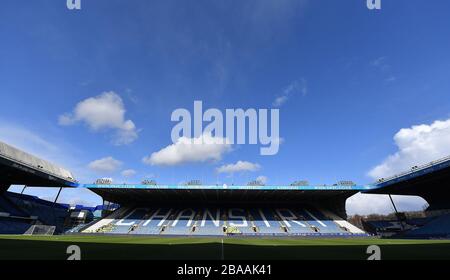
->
[112, 208, 148, 234]
[275, 208, 315, 235]
[250, 208, 285, 235]
[4, 192, 68, 232]
[97, 206, 360, 236]
[406, 214, 450, 238]
[191, 208, 225, 235]
[298, 208, 347, 235]
[0, 195, 27, 217]
[0, 218, 32, 234]
[162, 208, 196, 235]
[226, 208, 254, 234]
[130, 208, 172, 235]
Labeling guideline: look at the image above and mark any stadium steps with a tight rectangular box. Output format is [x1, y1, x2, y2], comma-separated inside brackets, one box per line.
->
[82, 206, 130, 233]
[272, 211, 289, 234]
[156, 211, 179, 235]
[300, 208, 346, 234]
[252, 209, 285, 235]
[161, 210, 197, 235]
[129, 208, 175, 235]
[246, 210, 258, 234]
[128, 211, 151, 234]
[189, 212, 203, 234]
[274, 209, 316, 234]
[191, 209, 225, 236]
[300, 216, 318, 233]
[128, 212, 150, 234]
[156, 209, 174, 234]
[189, 210, 203, 234]
[319, 209, 366, 234]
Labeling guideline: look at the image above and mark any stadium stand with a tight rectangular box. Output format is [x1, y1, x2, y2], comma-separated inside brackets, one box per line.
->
[404, 214, 450, 238]
[302, 208, 347, 234]
[0, 218, 33, 234]
[5, 192, 68, 233]
[83, 207, 130, 233]
[4, 140, 450, 239]
[362, 214, 450, 238]
[81, 206, 365, 236]
[363, 220, 403, 237]
[250, 208, 284, 235]
[0, 194, 28, 217]
[0, 190, 104, 235]
[168, 208, 198, 235]
[275, 208, 315, 234]
[128, 208, 164, 235]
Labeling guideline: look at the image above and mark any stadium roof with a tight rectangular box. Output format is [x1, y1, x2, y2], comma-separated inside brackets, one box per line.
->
[83, 184, 374, 205]
[2, 137, 449, 211]
[365, 155, 450, 210]
[0, 141, 78, 189]
[84, 184, 373, 191]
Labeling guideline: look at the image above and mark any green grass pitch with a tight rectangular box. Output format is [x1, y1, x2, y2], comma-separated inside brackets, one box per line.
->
[1, 235, 450, 260]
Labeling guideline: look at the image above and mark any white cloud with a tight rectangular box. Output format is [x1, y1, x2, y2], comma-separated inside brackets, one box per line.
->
[256, 175, 268, 185]
[346, 193, 427, 215]
[369, 118, 450, 180]
[385, 76, 397, 83]
[273, 96, 289, 108]
[59, 91, 138, 145]
[358, 118, 450, 215]
[370, 56, 397, 83]
[272, 79, 307, 107]
[121, 169, 137, 177]
[216, 161, 261, 174]
[143, 133, 232, 166]
[370, 56, 389, 69]
[88, 157, 122, 173]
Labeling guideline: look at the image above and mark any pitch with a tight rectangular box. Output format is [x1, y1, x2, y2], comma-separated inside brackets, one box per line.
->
[1, 235, 450, 260]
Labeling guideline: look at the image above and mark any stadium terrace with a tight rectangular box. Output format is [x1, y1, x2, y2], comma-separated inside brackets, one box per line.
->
[1, 139, 450, 239]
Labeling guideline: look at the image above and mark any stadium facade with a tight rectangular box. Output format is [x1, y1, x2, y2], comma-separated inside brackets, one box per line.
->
[1, 140, 450, 238]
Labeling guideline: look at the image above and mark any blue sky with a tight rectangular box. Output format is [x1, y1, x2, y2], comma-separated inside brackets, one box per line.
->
[1, 0, 450, 214]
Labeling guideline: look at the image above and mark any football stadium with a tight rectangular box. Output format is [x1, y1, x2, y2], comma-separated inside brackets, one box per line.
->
[1, 140, 450, 260]
[2, 0, 450, 266]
